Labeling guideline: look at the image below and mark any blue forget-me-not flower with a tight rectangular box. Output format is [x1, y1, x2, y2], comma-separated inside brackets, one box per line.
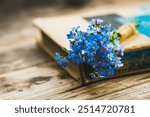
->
[56, 19, 124, 78]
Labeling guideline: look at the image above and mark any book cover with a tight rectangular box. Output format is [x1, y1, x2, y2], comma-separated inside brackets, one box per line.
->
[33, 14, 150, 85]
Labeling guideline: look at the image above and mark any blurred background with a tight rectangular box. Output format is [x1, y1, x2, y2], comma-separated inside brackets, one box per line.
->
[0, 0, 149, 41]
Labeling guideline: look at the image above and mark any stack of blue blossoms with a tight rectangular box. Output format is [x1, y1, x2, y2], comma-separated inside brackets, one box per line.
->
[56, 19, 124, 78]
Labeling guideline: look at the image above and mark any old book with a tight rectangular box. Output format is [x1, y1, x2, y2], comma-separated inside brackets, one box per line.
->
[33, 14, 150, 85]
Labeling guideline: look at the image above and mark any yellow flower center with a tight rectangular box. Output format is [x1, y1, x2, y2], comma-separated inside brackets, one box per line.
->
[91, 46, 95, 50]
[71, 54, 75, 57]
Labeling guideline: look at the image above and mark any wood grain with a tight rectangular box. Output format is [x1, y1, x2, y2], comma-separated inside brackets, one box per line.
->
[48, 72, 150, 100]
[0, 38, 50, 74]
[0, 0, 150, 99]
[0, 62, 79, 99]
[96, 82, 150, 100]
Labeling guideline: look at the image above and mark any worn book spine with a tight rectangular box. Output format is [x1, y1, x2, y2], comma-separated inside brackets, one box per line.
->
[37, 31, 84, 84]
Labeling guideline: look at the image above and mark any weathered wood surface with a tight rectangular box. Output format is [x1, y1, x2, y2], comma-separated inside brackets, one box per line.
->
[0, 37, 149, 100]
[0, 0, 150, 99]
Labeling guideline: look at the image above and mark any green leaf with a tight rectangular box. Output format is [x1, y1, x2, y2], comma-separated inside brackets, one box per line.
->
[133, 19, 140, 29]
[62, 47, 69, 52]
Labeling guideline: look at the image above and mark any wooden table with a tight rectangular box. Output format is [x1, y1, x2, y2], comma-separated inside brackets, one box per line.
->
[0, 0, 150, 100]
[0, 36, 150, 100]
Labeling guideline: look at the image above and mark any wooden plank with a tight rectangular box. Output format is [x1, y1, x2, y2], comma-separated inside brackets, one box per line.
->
[49, 81, 125, 100]
[48, 72, 150, 100]
[0, 37, 50, 74]
[0, 62, 80, 99]
[95, 82, 150, 100]
[114, 72, 150, 87]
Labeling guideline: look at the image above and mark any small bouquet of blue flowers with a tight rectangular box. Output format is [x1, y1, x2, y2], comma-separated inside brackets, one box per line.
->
[56, 19, 124, 79]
